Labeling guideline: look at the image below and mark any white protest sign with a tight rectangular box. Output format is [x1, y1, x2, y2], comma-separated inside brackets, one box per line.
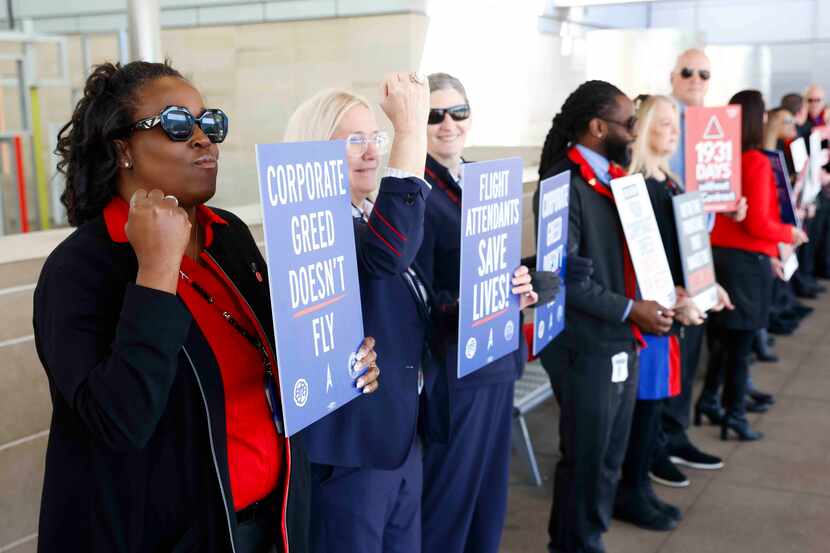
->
[610, 173, 677, 310]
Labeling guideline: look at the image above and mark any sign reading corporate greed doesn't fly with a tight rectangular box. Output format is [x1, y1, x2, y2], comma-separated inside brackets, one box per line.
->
[256, 140, 365, 436]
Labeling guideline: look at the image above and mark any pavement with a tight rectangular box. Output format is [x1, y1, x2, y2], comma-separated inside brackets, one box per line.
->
[502, 293, 830, 553]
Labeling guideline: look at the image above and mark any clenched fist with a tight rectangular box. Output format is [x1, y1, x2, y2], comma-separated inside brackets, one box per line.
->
[125, 189, 192, 294]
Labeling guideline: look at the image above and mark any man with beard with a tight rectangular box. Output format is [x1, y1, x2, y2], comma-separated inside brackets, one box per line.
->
[536, 80, 674, 553]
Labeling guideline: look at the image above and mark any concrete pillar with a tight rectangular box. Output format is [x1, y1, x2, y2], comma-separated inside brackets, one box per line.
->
[127, 0, 162, 62]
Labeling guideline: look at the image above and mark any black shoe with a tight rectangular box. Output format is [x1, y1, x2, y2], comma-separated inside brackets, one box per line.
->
[769, 320, 797, 335]
[694, 399, 725, 426]
[649, 455, 690, 488]
[721, 415, 764, 441]
[668, 443, 724, 470]
[745, 398, 770, 413]
[792, 304, 815, 317]
[749, 389, 775, 406]
[614, 489, 678, 531]
[794, 285, 818, 299]
[644, 484, 683, 521]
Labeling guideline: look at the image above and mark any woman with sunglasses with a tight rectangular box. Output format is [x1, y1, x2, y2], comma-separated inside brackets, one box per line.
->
[32, 61, 379, 553]
[416, 72, 544, 553]
[707, 90, 807, 441]
[283, 74, 448, 553]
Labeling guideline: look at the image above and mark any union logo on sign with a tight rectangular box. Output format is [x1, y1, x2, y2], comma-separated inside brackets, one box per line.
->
[703, 115, 725, 140]
[293, 378, 309, 407]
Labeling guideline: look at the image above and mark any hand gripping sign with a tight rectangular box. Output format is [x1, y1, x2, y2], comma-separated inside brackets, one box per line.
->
[533, 170, 569, 356]
[255, 140, 365, 436]
[684, 105, 742, 212]
[457, 158, 524, 378]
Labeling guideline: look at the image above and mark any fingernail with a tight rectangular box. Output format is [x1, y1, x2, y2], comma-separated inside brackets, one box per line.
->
[363, 387, 373, 394]
[356, 349, 366, 360]
[356, 378, 365, 388]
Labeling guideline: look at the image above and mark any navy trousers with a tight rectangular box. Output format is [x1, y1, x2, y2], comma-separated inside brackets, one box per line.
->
[309, 439, 422, 553]
[421, 381, 515, 553]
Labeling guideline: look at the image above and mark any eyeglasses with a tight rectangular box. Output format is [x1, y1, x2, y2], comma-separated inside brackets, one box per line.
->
[807, 98, 824, 104]
[122, 105, 229, 143]
[602, 115, 638, 134]
[679, 67, 711, 81]
[346, 131, 389, 157]
[428, 104, 471, 125]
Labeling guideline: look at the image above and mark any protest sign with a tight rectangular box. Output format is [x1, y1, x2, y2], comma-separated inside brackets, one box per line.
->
[610, 174, 677, 310]
[684, 105, 742, 212]
[457, 158, 524, 378]
[790, 136, 808, 173]
[672, 192, 718, 312]
[763, 149, 800, 227]
[255, 140, 365, 436]
[533, 170, 569, 356]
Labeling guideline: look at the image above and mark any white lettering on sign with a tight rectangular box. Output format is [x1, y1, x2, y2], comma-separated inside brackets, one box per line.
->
[267, 159, 347, 206]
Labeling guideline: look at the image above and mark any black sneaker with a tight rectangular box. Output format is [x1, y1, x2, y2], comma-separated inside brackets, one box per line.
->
[668, 443, 724, 470]
[649, 455, 690, 488]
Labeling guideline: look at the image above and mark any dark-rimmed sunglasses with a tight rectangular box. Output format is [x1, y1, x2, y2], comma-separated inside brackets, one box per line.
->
[121, 105, 229, 143]
[602, 115, 638, 134]
[428, 104, 471, 125]
[680, 67, 710, 81]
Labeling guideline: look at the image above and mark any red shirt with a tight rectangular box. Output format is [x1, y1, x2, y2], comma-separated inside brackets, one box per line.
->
[103, 197, 285, 512]
[710, 149, 793, 257]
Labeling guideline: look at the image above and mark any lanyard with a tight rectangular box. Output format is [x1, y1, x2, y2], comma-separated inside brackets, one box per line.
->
[179, 269, 284, 435]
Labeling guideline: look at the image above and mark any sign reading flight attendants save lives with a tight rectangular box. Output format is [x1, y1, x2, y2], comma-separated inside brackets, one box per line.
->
[533, 170, 569, 356]
[672, 192, 719, 312]
[684, 105, 742, 212]
[457, 158, 524, 378]
[255, 140, 365, 436]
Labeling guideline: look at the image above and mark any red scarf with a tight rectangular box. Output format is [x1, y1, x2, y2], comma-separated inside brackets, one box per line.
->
[567, 146, 646, 348]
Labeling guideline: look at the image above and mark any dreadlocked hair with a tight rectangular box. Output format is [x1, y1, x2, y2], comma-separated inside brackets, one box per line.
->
[538, 80, 626, 180]
[56, 60, 183, 226]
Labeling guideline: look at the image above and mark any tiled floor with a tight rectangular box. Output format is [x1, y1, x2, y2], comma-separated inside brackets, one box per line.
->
[502, 293, 830, 553]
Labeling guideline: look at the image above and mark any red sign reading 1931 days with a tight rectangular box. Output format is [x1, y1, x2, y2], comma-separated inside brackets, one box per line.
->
[684, 105, 742, 212]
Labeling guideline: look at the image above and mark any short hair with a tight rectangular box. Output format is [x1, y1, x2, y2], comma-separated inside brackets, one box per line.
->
[283, 88, 372, 142]
[628, 95, 680, 183]
[729, 90, 765, 151]
[538, 80, 626, 179]
[780, 93, 803, 116]
[427, 72, 469, 105]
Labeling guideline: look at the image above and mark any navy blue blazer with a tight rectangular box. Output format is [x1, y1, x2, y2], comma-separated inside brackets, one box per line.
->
[301, 175, 449, 470]
[418, 155, 527, 390]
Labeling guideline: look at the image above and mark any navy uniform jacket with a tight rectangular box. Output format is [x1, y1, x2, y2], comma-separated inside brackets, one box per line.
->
[537, 157, 638, 355]
[418, 154, 527, 389]
[302, 175, 449, 470]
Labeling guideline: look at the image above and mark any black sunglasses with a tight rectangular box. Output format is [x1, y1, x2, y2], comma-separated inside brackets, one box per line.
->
[602, 115, 638, 133]
[807, 97, 824, 103]
[428, 104, 471, 125]
[680, 67, 710, 81]
[121, 105, 229, 143]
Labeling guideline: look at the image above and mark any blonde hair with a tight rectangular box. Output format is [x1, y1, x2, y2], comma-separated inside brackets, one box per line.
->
[628, 95, 680, 184]
[283, 88, 372, 142]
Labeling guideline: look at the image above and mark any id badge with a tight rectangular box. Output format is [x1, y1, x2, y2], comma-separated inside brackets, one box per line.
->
[611, 351, 629, 383]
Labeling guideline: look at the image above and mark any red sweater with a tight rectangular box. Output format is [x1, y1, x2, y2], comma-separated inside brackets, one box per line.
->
[710, 149, 793, 257]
